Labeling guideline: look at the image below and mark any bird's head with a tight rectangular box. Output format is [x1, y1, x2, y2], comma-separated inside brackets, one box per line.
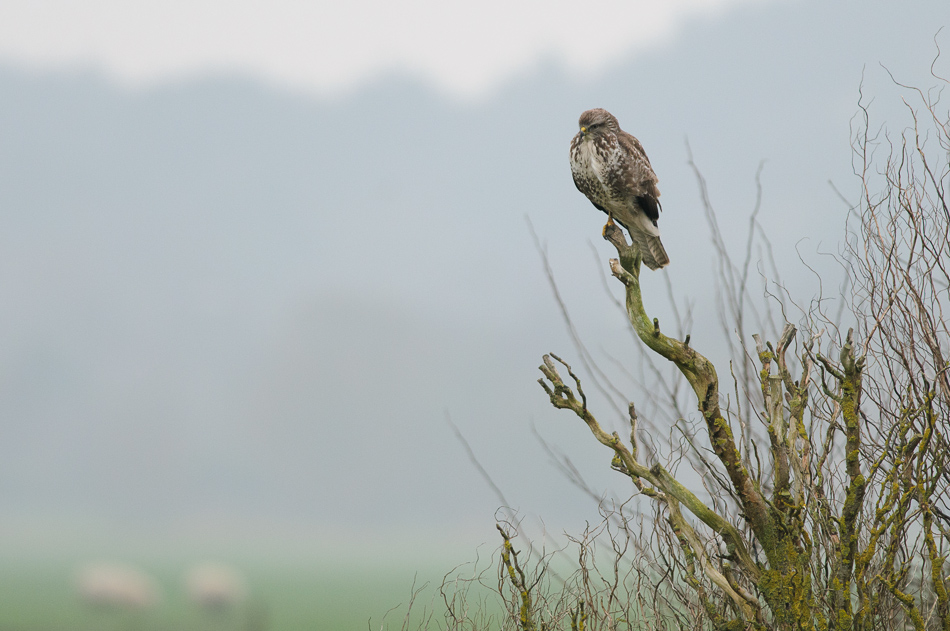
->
[578, 108, 619, 138]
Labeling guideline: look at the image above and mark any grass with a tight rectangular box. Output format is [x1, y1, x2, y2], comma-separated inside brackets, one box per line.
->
[0, 554, 456, 631]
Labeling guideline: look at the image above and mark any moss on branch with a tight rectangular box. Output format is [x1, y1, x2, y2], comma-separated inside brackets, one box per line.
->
[603, 225, 779, 568]
[537, 353, 760, 580]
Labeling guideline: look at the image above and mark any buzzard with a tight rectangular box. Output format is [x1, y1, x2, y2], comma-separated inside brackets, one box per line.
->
[569, 108, 670, 270]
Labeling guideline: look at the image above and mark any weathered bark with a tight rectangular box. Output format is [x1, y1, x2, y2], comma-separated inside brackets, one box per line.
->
[605, 223, 823, 630]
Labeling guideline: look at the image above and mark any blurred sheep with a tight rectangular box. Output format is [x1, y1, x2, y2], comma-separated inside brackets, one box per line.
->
[76, 563, 161, 609]
[184, 563, 247, 610]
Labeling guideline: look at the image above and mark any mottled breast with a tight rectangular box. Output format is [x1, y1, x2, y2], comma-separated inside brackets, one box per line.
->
[570, 130, 625, 212]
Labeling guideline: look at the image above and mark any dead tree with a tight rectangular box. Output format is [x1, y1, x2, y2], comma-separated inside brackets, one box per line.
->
[529, 74, 950, 631]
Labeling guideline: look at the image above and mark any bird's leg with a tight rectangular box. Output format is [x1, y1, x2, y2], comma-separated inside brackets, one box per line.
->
[602, 218, 628, 250]
[602, 215, 617, 238]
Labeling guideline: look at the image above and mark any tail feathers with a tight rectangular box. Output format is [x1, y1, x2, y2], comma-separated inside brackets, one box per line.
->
[633, 232, 670, 270]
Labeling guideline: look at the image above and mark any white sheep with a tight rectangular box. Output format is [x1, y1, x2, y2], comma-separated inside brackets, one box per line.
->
[184, 563, 248, 610]
[76, 562, 161, 609]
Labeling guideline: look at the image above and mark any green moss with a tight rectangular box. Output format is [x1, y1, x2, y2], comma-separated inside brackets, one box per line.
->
[757, 540, 817, 630]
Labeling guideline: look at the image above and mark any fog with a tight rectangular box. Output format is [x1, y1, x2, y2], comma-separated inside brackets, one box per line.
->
[0, 0, 946, 559]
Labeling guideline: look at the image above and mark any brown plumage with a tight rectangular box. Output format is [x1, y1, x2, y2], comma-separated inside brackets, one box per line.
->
[569, 108, 669, 270]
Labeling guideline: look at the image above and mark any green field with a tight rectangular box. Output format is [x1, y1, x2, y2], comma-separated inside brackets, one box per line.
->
[0, 554, 470, 631]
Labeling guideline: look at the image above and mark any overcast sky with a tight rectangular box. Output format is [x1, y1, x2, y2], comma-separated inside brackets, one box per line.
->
[0, 0, 770, 96]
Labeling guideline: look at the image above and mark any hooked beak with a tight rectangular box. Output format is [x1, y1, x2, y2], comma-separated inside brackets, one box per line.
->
[579, 126, 587, 137]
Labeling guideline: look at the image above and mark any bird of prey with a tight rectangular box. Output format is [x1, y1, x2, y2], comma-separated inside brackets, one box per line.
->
[569, 108, 670, 270]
